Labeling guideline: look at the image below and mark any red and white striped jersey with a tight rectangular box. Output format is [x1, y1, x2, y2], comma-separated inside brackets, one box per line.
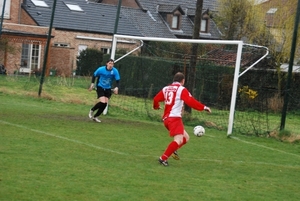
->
[153, 82, 206, 119]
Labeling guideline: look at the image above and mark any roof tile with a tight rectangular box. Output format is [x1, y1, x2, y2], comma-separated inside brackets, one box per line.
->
[23, 0, 221, 39]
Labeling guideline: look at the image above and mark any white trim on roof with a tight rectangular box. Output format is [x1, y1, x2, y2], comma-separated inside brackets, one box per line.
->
[147, 11, 157, 21]
[75, 36, 136, 44]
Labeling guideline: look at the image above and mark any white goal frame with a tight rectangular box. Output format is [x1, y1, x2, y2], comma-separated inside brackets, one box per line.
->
[110, 34, 268, 136]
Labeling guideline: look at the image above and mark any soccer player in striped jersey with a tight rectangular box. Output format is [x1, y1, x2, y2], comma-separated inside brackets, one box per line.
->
[153, 72, 211, 166]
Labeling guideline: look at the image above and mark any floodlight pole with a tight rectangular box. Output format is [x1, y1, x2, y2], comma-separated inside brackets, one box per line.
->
[38, 0, 57, 96]
[280, 0, 300, 130]
[0, 0, 7, 36]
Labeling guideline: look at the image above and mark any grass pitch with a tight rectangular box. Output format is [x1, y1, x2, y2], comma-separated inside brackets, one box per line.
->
[1, 76, 300, 200]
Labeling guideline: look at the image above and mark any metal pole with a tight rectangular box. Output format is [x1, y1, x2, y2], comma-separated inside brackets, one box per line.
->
[110, 0, 122, 60]
[0, 0, 7, 35]
[38, 0, 57, 96]
[280, 0, 300, 130]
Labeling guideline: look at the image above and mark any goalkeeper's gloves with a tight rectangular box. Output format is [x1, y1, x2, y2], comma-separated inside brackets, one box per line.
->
[204, 106, 211, 113]
[88, 83, 94, 91]
[113, 87, 119, 94]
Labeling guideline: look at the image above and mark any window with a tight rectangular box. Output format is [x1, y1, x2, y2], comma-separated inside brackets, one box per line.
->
[0, 0, 11, 19]
[201, 19, 208, 32]
[31, 0, 49, 7]
[101, 48, 110, 54]
[78, 45, 87, 55]
[65, 3, 83, 12]
[171, 15, 179, 29]
[54, 43, 70, 47]
[31, 44, 40, 70]
[21, 44, 29, 68]
[20, 43, 41, 73]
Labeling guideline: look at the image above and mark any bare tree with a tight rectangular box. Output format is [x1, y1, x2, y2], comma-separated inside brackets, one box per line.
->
[184, 0, 203, 114]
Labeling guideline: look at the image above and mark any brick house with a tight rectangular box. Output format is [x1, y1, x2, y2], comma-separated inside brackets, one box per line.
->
[0, 0, 50, 74]
[0, 0, 221, 76]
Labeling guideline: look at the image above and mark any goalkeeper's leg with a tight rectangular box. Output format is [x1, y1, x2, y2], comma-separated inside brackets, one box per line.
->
[93, 102, 107, 117]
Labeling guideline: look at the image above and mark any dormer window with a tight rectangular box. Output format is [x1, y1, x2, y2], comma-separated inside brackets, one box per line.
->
[201, 19, 208, 32]
[171, 15, 179, 29]
[157, 4, 185, 31]
[200, 11, 210, 33]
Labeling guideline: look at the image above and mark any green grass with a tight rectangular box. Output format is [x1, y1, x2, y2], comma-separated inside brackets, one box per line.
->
[1, 76, 300, 200]
[1, 75, 300, 137]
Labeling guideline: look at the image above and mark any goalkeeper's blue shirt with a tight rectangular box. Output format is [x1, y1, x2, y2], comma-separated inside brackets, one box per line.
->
[93, 66, 120, 89]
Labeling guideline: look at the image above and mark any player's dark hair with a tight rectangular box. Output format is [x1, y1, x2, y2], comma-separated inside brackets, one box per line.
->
[106, 59, 114, 63]
[173, 72, 185, 82]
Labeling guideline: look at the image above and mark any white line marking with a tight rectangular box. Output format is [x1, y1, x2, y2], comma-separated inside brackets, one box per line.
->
[185, 157, 300, 169]
[0, 120, 127, 155]
[230, 136, 300, 158]
[1, 120, 300, 169]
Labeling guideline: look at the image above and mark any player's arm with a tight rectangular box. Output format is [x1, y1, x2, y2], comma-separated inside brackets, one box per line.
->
[112, 69, 120, 94]
[153, 90, 164, 110]
[181, 88, 211, 113]
[112, 80, 120, 94]
[88, 75, 97, 91]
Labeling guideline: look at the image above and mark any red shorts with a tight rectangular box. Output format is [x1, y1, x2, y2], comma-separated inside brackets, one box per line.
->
[163, 117, 184, 137]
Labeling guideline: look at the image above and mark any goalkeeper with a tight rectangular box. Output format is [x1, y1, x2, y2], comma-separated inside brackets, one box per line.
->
[153, 72, 211, 166]
[88, 59, 120, 122]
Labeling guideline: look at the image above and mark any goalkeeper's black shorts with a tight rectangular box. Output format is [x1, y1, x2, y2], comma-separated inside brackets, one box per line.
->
[96, 87, 112, 99]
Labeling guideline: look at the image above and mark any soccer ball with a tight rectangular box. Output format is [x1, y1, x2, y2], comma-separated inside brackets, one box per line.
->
[193, 125, 205, 137]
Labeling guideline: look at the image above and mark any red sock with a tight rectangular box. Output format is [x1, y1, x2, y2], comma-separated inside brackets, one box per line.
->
[178, 137, 187, 149]
[161, 141, 179, 160]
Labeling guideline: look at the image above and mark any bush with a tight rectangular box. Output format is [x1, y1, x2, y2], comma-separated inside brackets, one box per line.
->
[278, 129, 291, 138]
[76, 48, 103, 76]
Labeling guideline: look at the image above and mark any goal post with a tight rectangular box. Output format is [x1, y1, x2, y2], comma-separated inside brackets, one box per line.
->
[109, 34, 268, 136]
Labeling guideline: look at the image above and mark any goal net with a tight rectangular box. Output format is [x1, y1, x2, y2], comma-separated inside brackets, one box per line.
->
[108, 34, 270, 136]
